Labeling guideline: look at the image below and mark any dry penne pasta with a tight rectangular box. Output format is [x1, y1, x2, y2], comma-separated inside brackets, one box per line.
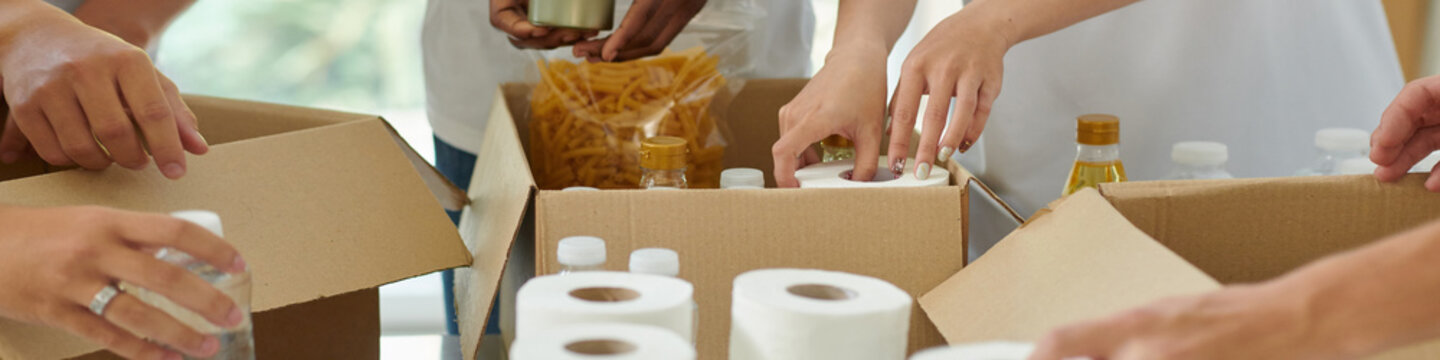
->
[529, 47, 728, 189]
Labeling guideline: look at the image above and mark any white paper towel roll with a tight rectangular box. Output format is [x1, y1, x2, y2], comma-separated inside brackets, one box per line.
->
[729, 269, 913, 360]
[510, 322, 696, 360]
[795, 158, 950, 188]
[910, 343, 1036, 360]
[516, 271, 695, 342]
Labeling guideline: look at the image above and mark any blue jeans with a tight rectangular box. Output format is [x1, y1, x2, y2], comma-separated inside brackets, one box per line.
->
[434, 136, 502, 336]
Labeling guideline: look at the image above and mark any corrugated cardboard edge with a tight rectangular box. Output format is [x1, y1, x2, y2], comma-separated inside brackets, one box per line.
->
[457, 90, 538, 360]
[378, 120, 469, 211]
[945, 160, 1023, 225]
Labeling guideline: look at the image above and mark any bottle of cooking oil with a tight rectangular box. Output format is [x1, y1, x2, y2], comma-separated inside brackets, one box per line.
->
[640, 136, 689, 189]
[1063, 114, 1127, 195]
[820, 135, 856, 162]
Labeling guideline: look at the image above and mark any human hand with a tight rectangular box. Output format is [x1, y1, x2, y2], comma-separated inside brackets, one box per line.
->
[571, 0, 706, 62]
[0, 206, 246, 360]
[490, 0, 598, 49]
[1029, 284, 1351, 360]
[1372, 75, 1440, 190]
[886, 11, 1011, 180]
[0, 13, 206, 179]
[771, 49, 888, 187]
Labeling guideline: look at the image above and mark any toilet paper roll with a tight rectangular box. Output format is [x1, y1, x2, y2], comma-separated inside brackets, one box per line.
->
[729, 269, 913, 360]
[910, 343, 1036, 360]
[510, 322, 696, 360]
[517, 271, 695, 342]
[795, 158, 949, 188]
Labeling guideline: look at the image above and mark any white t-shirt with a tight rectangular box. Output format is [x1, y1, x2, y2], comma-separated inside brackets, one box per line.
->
[956, 0, 1403, 254]
[422, 0, 815, 154]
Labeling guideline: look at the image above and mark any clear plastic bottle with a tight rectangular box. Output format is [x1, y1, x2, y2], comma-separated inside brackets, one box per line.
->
[1336, 157, 1379, 175]
[1063, 114, 1127, 195]
[557, 236, 606, 274]
[1166, 141, 1234, 180]
[1296, 128, 1369, 176]
[639, 136, 688, 189]
[719, 168, 765, 189]
[820, 135, 856, 162]
[627, 248, 695, 344]
[123, 211, 254, 360]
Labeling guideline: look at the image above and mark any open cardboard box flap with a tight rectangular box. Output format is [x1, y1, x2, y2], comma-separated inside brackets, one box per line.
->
[459, 79, 1022, 359]
[920, 175, 1440, 359]
[0, 95, 471, 359]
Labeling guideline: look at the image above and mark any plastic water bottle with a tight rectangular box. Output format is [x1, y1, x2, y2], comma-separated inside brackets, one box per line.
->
[720, 168, 765, 189]
[1166, 141, 1233, 180]
[1336, 158, 1379, 175]
[557, 236, 606, 274]
[627, 248, 696, 344]
[1296, 128, 1369, 176]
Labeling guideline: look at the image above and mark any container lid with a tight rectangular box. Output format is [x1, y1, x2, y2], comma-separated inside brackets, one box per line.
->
[1076, 114, 1119, 145]
[628, 248, 680, 277]
[640, 136, 688, 170]
[561, 186, 600, 192]
[171, 210, 224, 237]
[720, 168, 765, 189]
[1336, 158, 1379, 175]
[557, 236, 606, 267]
[821, 135, 854, 148]
[1170, 141, 1228, 166]
[1315, 128, 1370, 153]
[1415, 151, 1440, 172]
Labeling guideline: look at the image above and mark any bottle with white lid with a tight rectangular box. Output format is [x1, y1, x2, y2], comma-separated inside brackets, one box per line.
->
[1296, 128, 1370, 176]
[123, 210, 255, 360]
[719, 168, 765, 189]
[1336, 157, 1379, 175]
[557, 236, 606, 274]
[627, 248, 695, 343]
[561, 186, 600, 192]
[1166, 141, 1233, 180]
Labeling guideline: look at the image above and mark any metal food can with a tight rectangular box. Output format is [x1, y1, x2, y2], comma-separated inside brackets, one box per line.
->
[529, 0, 616, 30]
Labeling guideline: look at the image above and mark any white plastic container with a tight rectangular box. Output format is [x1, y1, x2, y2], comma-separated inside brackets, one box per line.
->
[629, 248, 680, 277]
[557, 236, 606, 274]
[720, 168, 765, 189]
[1336, 157, 1379, 175]
[1413, 151, 1440, 173]
[561, 186, 600, 192]
[1296, 128, 1370, 176]
[1166, 141, 1234, 180]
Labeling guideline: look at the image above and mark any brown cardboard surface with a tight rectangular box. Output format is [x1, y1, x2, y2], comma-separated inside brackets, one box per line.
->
[0, 98, 470, 359]
[535, 187, 966, 357]
[920, 189, 1219, 343]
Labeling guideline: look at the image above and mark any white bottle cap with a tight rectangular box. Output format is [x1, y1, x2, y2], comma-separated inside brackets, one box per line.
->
[557, 236, 606, 267]
[1336, 158, 1378, 175]
[628, 248, 680, 277]
[720, 168, 765, 189]
[1171, 141, 1228, 166]
[1315, 128, 1370, 153]
[1414, 151, 1440, 172]
[170, 210, 223, 237]
[562, 186, 600, 192]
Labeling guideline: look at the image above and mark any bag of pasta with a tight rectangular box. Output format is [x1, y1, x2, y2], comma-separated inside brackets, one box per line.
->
[528, 47, 732, 189]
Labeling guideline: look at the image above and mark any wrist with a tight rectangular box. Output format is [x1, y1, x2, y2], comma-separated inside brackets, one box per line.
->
[952, 0, 1024, 49]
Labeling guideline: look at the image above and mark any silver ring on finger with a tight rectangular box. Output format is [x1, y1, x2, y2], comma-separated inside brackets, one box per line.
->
[89, 284, 121, 316]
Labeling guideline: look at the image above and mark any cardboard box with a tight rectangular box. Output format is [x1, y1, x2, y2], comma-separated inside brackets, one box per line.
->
[921, 176, 1440, 359]
[0, 96, 472, 359]
[457, 79, 1020, 359]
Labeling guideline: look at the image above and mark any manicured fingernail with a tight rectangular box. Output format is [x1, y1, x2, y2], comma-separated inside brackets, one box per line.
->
[916, 162, 932, 181]
[939, 146, 955, 162]
[0, 151, 17, 164]
[232, 255, 247, 272]
[959, 139, 974, 153]
[890, 158, 905, 175]
[162, 163, 185, 179]
[227, 306, 244, 327]
[199, 336, 219, 355]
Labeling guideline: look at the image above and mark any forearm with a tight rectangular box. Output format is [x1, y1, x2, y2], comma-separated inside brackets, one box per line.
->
[828, 0, 917, 58]
[960, 0, 1141, 47]
[1276, 219, 1440, 357]
[73, 0, 196, 48]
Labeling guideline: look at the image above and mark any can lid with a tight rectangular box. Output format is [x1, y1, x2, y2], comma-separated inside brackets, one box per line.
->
[1171, 141, 1228, 166]
[720, 168, 765, 189]
[170, 210, 223, 237]
[629, 248, 679, 277]
[821, 135, 854, 148]
[1336, 158, 1378, 175]
[1076, 114, 1120, 145]
[641, 136, 688, 170]
[1315, 128, 1369, 153]
[558, 236, 606, 267]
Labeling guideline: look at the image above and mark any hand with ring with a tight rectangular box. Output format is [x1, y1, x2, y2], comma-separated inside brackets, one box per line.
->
[0, 205, 247, 360]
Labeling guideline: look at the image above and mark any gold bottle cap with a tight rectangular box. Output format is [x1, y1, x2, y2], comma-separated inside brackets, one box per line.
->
[641, 136, 688, 170]
[821, 135, 854, 148]
[1077, 114, 1120, 145]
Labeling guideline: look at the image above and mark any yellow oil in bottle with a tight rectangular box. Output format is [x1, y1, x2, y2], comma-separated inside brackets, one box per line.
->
[1062, 114, 1126, 196]
[1063, 160, 1127, 195]
[821, 135, 856, 162]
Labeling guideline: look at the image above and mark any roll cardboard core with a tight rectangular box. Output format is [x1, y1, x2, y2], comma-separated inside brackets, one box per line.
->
[787, 284, 857, 301]
[569, 287, 641, 302]
[565, 339, 638, 355]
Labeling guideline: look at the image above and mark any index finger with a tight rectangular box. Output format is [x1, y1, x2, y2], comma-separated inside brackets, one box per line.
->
[1373, 79, 1440, 166]
[771, 123, 827, 188]
[115, 58, 187, 179]
[110, 210, 245, 274]
[602, 0, 662, 61]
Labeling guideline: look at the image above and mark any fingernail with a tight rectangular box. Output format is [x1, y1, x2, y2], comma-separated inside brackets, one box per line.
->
[959, 139, 974, 153]
[199, 336, 219, 355]
[162, 163, 185, 179]
[196, 130, 209, 147]
[0, 151, 17, 164]
[939, 146, 955, 162]
[916, 162, 932, 181]
[232, 255, 247, 272]
[227, 306, 244, 327]
[890, 158, 905, 175]
[604, 50, 617, 61]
